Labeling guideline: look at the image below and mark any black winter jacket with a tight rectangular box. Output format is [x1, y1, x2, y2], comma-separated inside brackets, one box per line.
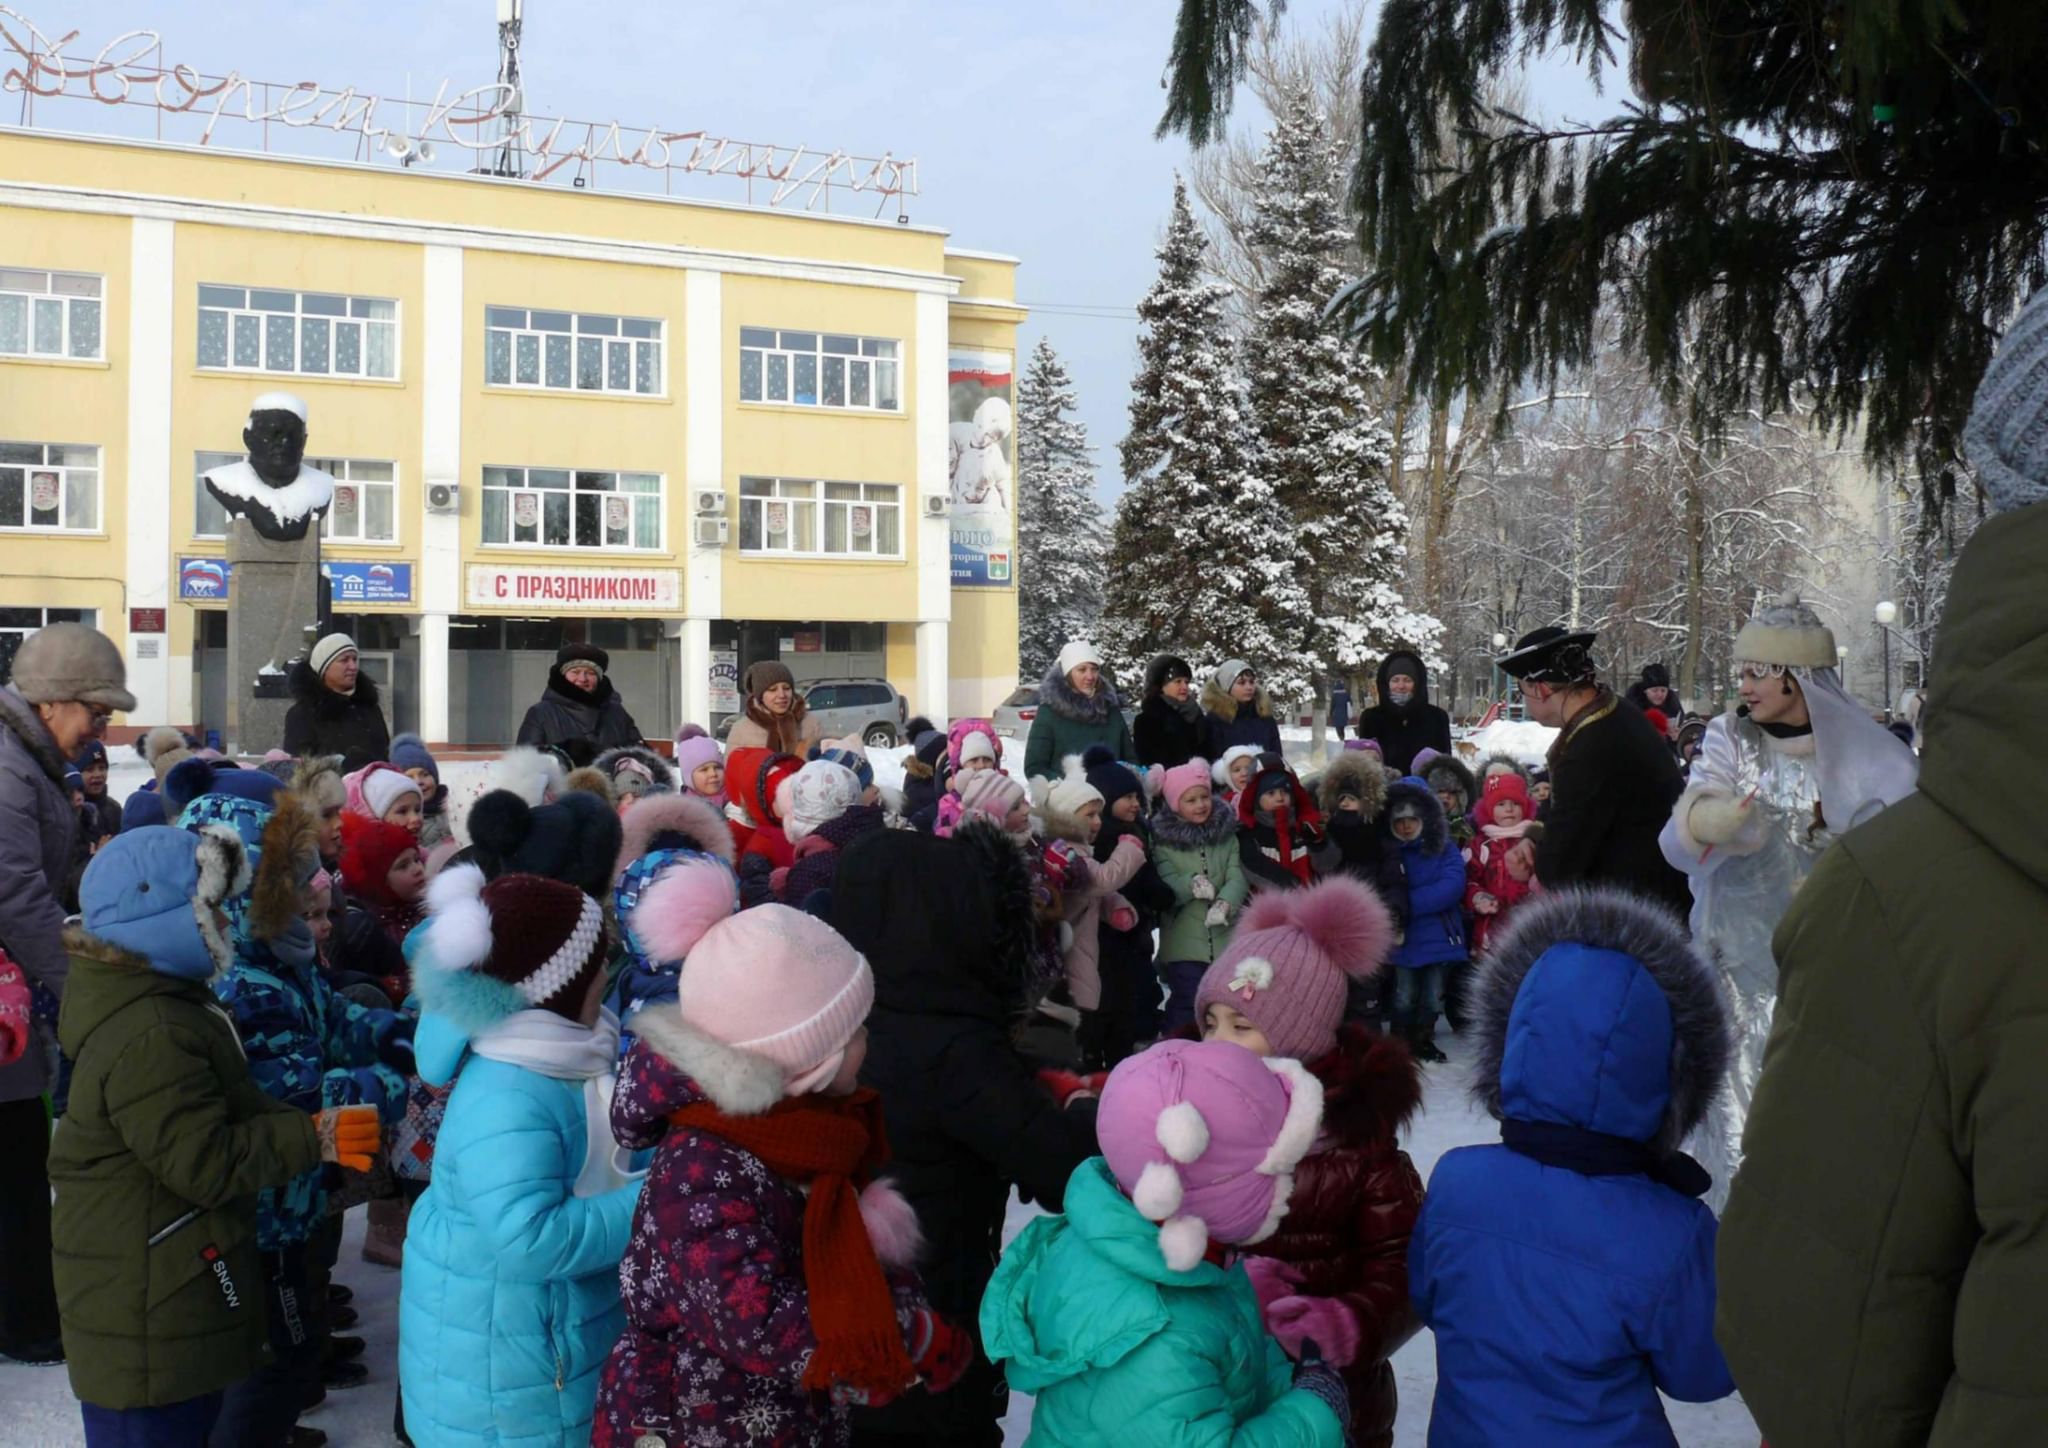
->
[514, 667, 643, 767]
[1133, 695, 1204, 769]
[1535, 687, 1689, 916]
[830, 820, 1099, 1444]
[281, 660, 389, 772]
[1352, 651, 1451, 776]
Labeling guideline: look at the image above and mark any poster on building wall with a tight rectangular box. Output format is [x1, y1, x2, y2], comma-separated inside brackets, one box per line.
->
[513, 491, 541, 530]
[709, 649, 740, 714]
[948, 349, 1014, 587]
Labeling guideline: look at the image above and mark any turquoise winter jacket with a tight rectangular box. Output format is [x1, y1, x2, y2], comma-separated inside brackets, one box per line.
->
[398, 1041, 640, 1448]
[982, 1157, 1344, 1448]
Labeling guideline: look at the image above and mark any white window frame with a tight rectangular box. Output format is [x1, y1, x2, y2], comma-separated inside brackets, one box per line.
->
[480, 465, 666, 553]
[738, 477, 903, 559]
[0, 607, 99, 689]
[196, 285, 399, 381]
[193, 451, 400, 544]
[738, 327, 901, 412]
[0, 268, 104, 361]
[0, 441, 102, 533]
[485, 306, 664, 396]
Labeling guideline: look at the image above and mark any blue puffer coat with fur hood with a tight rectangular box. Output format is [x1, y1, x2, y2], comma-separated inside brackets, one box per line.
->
[1411, 887, 1737, 1445]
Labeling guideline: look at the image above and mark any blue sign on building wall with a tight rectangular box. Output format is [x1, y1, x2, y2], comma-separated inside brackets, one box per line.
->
[178, 557, 415, 604]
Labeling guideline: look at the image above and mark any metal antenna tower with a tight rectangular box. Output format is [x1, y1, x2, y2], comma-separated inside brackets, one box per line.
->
[482, 0, 525, 178]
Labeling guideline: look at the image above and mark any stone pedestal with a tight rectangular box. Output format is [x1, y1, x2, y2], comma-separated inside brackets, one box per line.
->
[226, 519, 321, 755]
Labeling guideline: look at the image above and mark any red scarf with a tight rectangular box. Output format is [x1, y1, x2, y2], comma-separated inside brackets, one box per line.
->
[1237, 792, 1319, 884]
[667, 1088, 914, 1397]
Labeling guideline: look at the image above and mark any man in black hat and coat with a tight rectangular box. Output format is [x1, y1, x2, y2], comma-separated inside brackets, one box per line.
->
[1496, 627, 1689, 915]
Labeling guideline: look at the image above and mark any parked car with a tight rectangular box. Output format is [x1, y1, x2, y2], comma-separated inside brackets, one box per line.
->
[802, 677, 906, 748]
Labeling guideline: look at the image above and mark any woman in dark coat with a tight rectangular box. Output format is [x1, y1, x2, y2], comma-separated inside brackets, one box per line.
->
[830, 820, 1100, 1447]
[1624, 661, 1683, 725]
[1132, 654, 1202, 768]
[281, 634, 389, 772]
[1199, 658, 1285, 759]
[1351, 650, 1451, 776]
[514, 642, 642, 768]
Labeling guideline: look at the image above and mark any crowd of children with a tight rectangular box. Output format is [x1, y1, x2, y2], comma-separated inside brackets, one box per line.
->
[26, 641, 1756, 1448]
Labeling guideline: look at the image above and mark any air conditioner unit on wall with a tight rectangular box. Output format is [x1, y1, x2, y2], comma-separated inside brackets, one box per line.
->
[694, 517, 729, 548]
[426, 482, 460, 515]
[694, 489, 726, 515]
[922, 495, 947, 518]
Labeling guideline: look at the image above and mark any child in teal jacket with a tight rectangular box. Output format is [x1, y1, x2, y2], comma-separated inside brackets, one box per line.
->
[982, 1038, 1349, 1447]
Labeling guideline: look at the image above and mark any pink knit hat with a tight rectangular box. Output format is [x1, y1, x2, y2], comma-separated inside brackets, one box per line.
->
[1097, 1039, 1323, 1272]
[1161, 757, 1213, 814]
[1194, 876, 1393, 1060]
[957, 768, 1025, 820]
[632, 857, 874, 1102]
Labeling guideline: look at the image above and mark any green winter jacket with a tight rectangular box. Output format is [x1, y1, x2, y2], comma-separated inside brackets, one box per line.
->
[1023, 665, 1137, 784]
[1152, 807, 1251, 964]
[981, 1157, 1342, 1448]
[1718, 501, 2048, 1448]
[50, 930, 321, 1410]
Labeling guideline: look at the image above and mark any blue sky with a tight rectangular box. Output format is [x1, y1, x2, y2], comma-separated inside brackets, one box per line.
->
[11, 1, 1607, 501]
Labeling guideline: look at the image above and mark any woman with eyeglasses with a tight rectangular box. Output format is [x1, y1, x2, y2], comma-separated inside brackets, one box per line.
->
[0, 621, 134, 1367]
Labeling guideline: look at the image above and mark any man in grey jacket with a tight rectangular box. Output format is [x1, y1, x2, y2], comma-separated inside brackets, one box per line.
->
[0, 621, 133, 1366]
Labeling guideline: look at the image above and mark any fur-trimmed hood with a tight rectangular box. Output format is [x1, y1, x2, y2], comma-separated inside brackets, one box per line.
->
[289, 753, 346, 816]
[1383, 776, 1448, 856]
[1039, 657, 1123, 726]
[1149, 797, 1240, 849]
[1477, 752, 1534, 792]
[248, 790, 322, 943]
[1199, 674, 1275, 723]
[594, 743, 675, 795]
[1318, 751, 1390, 821]
[287, 655, 381, 715]
[626, 1008, 785, 1117]
[1310, 1022, 1424, 1149]
[1419, 752, 1479, 810]
[1470, 886, 1731, 1154]
[614, 790, 737, 882]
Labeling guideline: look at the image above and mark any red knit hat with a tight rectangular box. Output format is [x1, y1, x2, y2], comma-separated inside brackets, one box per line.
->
[1479, 770, 1533, 826]
[420, 867, 610, 1022]
[340, 811, 420, 904]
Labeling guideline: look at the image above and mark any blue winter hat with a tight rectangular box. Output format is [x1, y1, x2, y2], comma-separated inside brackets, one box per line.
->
[389, 732, 439, 785]
[1082, 743, 1142, 808]
[177, 791, 277, 945]
[164, 757, 283, 817]
[73, 739, 108, 770]
[64, 769, 82, 795]
[81, 825, 248, 981]
[815, 743, 875, 792]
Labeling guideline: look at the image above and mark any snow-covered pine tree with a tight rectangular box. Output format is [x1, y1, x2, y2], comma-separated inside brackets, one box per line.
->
[1015, 337, 1106, 681]
[1102, 178, 1316, 704]
[1244, 90, 1442, 693]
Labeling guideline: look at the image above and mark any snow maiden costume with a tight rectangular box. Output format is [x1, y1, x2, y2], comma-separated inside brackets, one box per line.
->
[1658, 596, 1918, 1212]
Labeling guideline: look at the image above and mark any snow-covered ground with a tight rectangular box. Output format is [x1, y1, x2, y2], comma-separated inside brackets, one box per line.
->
[26, 742, 1757, 1445]
[5, 1028, 1758, 1447]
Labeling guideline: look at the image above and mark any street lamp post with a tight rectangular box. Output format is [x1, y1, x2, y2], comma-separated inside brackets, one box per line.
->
[1491, 632, 1508, 714]
[1874, 600, 1897, 718]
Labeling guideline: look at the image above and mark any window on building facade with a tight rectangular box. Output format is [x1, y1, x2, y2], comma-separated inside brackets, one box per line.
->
[481, 466, 663, 551]
[197, 286, 398, 380]
[0, 442, 100, 532]
[193, 452, 398, 542]
[738, 328, 900, 412]
[738, 478, 902, 557]
[0, 607, 97, 686]
[0, 269, 103, 361]
[485, 307, 662, 395]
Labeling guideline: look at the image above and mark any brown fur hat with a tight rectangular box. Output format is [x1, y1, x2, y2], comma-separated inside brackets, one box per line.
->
[248, 790, 324, 942]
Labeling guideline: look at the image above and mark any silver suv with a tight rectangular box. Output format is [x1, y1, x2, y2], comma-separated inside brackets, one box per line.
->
[802, 677, 906, 749]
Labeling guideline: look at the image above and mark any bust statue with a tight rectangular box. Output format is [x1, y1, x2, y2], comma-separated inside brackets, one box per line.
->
[202, 392, 336, 544]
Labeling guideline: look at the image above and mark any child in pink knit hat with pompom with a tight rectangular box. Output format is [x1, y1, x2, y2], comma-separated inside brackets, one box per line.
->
[982, 1038, 1352, 1445]
[1196, 875, 1427, 1448]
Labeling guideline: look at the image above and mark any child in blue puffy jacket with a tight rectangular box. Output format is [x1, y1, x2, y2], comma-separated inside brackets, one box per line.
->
[1383, 777, 1467, 1063]
[1410, 885, 1737, 1447]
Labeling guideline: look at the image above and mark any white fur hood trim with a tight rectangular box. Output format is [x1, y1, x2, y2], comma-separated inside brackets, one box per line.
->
[630, 1008, 786, 1115]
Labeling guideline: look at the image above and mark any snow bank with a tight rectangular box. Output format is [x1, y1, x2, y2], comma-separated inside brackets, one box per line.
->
[1461, 719, 1559, 765]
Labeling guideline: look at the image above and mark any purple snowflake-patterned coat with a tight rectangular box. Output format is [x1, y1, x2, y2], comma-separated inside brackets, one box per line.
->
[591, 1012, 929, 1448]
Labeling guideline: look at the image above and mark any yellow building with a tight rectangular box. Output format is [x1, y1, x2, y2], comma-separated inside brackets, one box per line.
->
[0, 128, 1024, 747]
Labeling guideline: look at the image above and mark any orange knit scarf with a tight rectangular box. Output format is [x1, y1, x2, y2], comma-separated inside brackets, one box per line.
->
[666, 1088, 915, 1397]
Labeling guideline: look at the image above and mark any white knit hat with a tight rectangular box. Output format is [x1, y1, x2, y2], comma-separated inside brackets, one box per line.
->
[1964, 288, 2048, 513]
[309, 633, 357, 678]
[782, 759, 860, 845]
[1056, 640, 1103, 676]
[1212, 744, 1262, 788]
[361, 766, 423, 822]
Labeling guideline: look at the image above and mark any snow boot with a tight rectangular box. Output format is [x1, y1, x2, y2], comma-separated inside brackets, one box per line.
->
[1408, 1020, 1448, 1065]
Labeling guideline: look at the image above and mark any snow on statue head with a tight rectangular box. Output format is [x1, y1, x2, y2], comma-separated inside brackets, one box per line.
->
[202, 391, 336, 543]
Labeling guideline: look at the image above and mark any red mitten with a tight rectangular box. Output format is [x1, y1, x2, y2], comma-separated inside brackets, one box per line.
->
[769, 866, 791, 896]
[1108, 904, 1138, 932]
[793, 834, 835, 860]
[1036, 1068, 1093, 1107]
[1239, 1255, 1305, 1319]
[908, 1309, 972, 1395]
[1266, 1293, 1362, 1367]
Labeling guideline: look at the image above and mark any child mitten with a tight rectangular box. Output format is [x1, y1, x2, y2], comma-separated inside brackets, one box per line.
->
[907, 1308, 972, 1394]
[1267, 1294, 1363, 1366]
[1190, 871, 1216, 901]
[1290, 1342, 1354, 1444]
[315, 1105, 381, 1171]
[1204, 898, 1233, 928]
[1240, 1255, 1304, 1317]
